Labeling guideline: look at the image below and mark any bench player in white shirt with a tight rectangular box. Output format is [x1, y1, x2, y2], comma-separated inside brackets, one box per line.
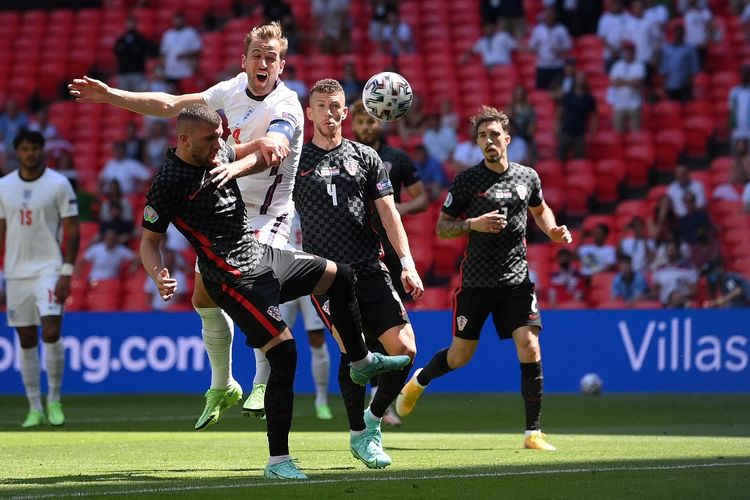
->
[69, 22, 303, 429]
[0, 131, 80, 428]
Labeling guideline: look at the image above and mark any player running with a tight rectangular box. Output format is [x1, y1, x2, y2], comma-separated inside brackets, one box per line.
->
[396, 106, 572, 451]
[141, 104, 410, 479]
[350, 99, 428, 426]
[68, 22, 305, 429]
[0, 131, 80, 428]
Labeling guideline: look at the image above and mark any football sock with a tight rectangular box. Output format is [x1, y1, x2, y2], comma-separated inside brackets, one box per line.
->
[253, 348, 271, 385]
[364, 406, 381, 429]
[265, 339, 297, 457]
[195, 307, 234, 389]
[349, 352, 373, 370]
[338, 353, 366, 432]
[370, 360, 412, 418]
[20, 346, 43, 412]
[417, 348, 452, 386]
[44, 339, 64, 404]
[327, 264, 368, 362]
[520, 361, 543, 431]
[268, 454, 291, 465]
[310, 344, 330, 406]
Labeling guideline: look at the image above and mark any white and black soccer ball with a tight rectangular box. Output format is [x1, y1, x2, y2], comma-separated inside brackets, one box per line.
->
[362, 71, 413, 122]
[580, 373, 603, 395]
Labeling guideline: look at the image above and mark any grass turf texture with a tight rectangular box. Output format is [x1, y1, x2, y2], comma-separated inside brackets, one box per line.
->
[1, 394, 748, 499]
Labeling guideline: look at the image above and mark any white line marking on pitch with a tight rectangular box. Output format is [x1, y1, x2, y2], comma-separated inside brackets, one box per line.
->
[5, 460, 750, 499]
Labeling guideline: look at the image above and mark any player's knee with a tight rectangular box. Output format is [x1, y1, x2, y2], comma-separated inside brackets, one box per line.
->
[447, 347, 473, 368]
[40, 324, 60, 343]
[191, 288, 215, 309]
[327, 263, 355, 298]
[16, 328, 39, 349]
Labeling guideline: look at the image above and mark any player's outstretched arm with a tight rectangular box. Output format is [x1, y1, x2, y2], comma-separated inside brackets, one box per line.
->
[375, 195, 424, 299]
[68, 75, 204, 117]
[529, 201, 572, 244]
[140, 228, 177, 301]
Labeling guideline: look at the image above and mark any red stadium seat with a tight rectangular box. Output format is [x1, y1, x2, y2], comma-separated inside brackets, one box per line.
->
[684, 115, 715, 158]
[654, 129, 686, 172]
[624, 144, 655, 188]
[409, 287, 451, 311]
[587, 131, 623, 161]
[85, 279, 121, 311]
[649, 101, 682, 131]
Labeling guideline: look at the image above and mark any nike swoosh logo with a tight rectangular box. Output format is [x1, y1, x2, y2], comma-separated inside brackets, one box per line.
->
[300, 168, 316, 177]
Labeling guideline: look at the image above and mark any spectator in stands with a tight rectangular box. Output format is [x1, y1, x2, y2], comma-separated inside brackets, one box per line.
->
[651, 240, 699, 307]
[159, 12, 203, 85]
[145, 64, 174, 94]
[413, 144, 448, 201]
[741, 180, 750, 212]
[597, 0, 632, 72]
[608, 40, 645, 132]
[659, 24, 700, 102]
[143, 120, 169, 169]
[483, 0, 525, 37]
[422, 114, 457, 164]
[99, 142, 152, 195]
[313, 0, 350, 53]
[122, 122, 145, 162]
[624, 0, 662, 81]
[144, 245, 188, 311]
[578, 223, 618, 277]
[551, 57, 577, 99]
[451, 123, 485, 173]
[644, 0, 670, 28]
[83, 229, 138, 282]
[369, 0, 398, 43]
[735, 137, 750, 176]
[730, 66, 750, 139]
[703, 260, 750, 308]
[619, 216, 655, 273]
[381, 11, 415, 56]
[397, 94, 427, 144]
[509, 85, 536, 162]
[527, 7, 573, 90]
[440, 99, 459, 132]
[260, 0, 300, 53]
[0, 98, 28, 160]
[612, 255, 649, 303]
[99, 201, 136, 246]
[54, 151, 79, 192]
[99, 179, 134, 224]
[340, 61, 364, 105]
[683, 0, 714, 68]
[688, 223, 721, 270]
[667, 164, 707, 216]
[27, 108, 57, 141]
[548, 248, 586, 305]
[283, 66, 308, 103]
[712, 163, 747, 201]
[557, 71, 597, 160]
[114, 16, 157, 92]
[507, 122, 529, 164]
[676, 192, 712, 244]
[649, 195, 679, 245]
[461, 21, 517, 68]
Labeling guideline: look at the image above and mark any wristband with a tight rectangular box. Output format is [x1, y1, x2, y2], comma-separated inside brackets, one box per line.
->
[60, 263, 74, 277]
[400, 255, 416, 270]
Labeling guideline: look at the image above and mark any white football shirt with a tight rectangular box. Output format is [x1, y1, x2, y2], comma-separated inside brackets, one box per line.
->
[0, 168, 78, 279]
[202, 75, 304, 244]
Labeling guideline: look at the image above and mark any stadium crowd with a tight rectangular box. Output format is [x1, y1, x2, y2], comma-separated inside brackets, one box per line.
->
[1, 0, 750, 311]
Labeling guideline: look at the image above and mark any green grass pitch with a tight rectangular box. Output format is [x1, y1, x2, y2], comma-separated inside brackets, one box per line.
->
[1, 394, 749, 499]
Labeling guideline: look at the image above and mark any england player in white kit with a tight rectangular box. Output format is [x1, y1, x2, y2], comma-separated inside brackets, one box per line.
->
[0, 131, 80, 428]
[69, 22, 303, 429]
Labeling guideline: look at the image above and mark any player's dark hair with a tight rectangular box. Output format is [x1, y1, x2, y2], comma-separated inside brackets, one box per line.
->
[177, 104, 222, 130]
[310, 78, 345, 99]
[13, 129, 45, 149]
[349, 99, 367, 118]
[469, 105, 510, 139]
[244, 21, 289, 58]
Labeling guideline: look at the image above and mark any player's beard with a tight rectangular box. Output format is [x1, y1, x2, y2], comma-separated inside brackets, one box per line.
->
[354, 128, 377, 146]
[316, 121, 340, 139]
[484, 147, 503, 165]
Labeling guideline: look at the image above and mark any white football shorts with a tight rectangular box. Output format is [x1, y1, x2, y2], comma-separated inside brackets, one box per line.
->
[5, 274, 63, 327]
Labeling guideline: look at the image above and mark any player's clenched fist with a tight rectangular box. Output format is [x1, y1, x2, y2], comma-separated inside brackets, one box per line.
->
[155, 267, 178, 301]
[469, 209, 507, 233]
[548, 225, 572, 244]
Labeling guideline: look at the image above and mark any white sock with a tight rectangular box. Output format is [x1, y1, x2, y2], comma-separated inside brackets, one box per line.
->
[44, 339, 65, 404]
[310, 344, 330, 406]
[349, 351, 374, 369]
[253, 348, 271, 385]
[525, 430, 541, 436]
[350, 429, 366, 437]
[268, 454, 290, 465]
[20, 346, 43, 412]
[196, 307, 234, 389]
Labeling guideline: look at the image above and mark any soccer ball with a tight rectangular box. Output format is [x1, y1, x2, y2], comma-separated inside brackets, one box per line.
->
[580, 373, 603, 395]
[362, 71, 413, 122]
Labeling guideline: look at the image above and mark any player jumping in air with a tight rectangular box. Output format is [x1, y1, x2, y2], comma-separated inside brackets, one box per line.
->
[69, 22, 319, 428]
[396, 106, 572, 451]
[140, 104, 411, 479]
[0, 131, 80, 427]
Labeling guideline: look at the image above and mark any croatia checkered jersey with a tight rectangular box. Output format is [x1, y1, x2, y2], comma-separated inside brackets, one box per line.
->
[0, 168, 78, 279]
[293, 139, 394, 274]
[442, 161, 543, 287]
[202, 75, 303, 221]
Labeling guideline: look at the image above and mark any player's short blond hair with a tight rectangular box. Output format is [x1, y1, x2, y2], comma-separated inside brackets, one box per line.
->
[310, 79, 345, 98]
[244, 21, 289, 58]
[470, 105, 510, 139]
[349, 99, 367, 118]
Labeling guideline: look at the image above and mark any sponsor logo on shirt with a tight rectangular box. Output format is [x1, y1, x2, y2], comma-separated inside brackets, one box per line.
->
[457, 315, 468, 331]
[376, 179, 392, 191]
[267, 305, 283, 322]
[143, 205, 159, 223]
[300, 168, 316, 177]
